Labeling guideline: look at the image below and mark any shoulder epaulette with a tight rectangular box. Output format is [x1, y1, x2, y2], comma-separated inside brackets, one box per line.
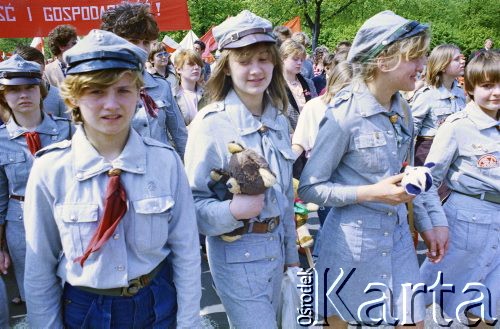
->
[199, 102, 224, 119]
[142, 137, 174, 150]
[332, 90, 352, 107]
[35, 139, 71, 157]
[444, 111, 467, 124]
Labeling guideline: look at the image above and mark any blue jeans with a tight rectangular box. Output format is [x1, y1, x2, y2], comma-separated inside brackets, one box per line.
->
[63, 262, 176, 329]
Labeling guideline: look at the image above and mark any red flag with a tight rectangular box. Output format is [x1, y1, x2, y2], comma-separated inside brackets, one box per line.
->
[0, 0, 191, 38]
[284, 16, 301, 33]
[200, 26, 218, 54]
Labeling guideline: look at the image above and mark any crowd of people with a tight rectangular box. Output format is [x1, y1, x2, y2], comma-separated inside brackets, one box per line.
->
[0, 2, 498, 328]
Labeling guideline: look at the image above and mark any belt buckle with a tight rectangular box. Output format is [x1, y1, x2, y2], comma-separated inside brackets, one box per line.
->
[121, 278, 143, 297]
[266, 217, 278, 232]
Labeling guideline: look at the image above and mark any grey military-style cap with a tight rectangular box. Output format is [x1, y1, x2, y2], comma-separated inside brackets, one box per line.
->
[213, 10, 276, 50]
[63, 29, 147, 75]
[0, 54, 42, 86]
[348, 10, 428, 63]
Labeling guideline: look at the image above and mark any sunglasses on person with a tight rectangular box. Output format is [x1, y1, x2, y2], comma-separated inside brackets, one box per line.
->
[155, 51, 170, 58]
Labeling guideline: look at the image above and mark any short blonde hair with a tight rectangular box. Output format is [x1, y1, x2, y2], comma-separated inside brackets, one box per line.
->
[279, 39, 306, 60]
[60, 69, 143, 123]
[352, 30, 430, 83]
[425, 44, 461, 87]
[206, 42, 288, 113]
[174, 49, 203, 69]
[464, 50, 499, 100]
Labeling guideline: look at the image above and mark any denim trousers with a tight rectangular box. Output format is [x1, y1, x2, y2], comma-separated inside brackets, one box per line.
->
[62, 261, 177, 329]
[0, 278, 8, 328]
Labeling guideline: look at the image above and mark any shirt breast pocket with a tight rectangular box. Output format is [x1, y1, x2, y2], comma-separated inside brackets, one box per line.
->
[55, 204, 99, 260]
[352, 132, 389, 173]
[0, 152, 30, 185]
[433, 106, 454, 127]
[452, 210, 492, 251]
[133, 196, 174, 252]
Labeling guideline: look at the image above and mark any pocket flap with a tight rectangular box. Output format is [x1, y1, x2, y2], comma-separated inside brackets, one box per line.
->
[225, 242, 267, 263]
[0, 152, 25, 165]
[340, 215, 381, 229]
[134, 196, 175, 214]
[56, 204, 99, 223]
[278, 148, 296, 161]
[433, 107, 453, 116]
[456, 209, 492, 224]
[355, 132, 387, 149]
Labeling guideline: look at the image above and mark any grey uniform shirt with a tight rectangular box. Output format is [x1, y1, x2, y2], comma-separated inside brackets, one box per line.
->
[0, 114, 71, 225]
[23, 126, 201, 328]
[43, 83, 69, 119]
[132, 72, 188, 159]
[413, 101, 500, 232]
[299, 82, 416, 223]
[411, 81, 466, 137]
[184, 90, 299, 265]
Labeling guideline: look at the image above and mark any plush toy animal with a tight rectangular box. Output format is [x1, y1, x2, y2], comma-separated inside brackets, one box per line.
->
[401, 162, 435, 196]
[209, 142, 276, 196]
[208, 142, 277, 242]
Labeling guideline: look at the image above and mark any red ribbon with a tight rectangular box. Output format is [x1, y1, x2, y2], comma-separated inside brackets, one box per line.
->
[140, 89, 159, 118]
[75, 169, 127, 266]
[24, 132, 42, 155]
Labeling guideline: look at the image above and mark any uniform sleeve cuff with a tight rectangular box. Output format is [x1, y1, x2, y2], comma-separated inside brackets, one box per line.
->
[218, 200, 244, 232]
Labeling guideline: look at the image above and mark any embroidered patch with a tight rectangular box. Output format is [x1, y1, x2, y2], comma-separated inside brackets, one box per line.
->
[477, 154, 498, 168]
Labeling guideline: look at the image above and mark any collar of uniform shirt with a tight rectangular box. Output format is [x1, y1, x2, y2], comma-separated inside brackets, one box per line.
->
[223, 89, 284, 136]
[435, 81, 463, 100]
[351, 82, 406, 118]
[71, 126, 147, 181]
[5, 112, 60, 140]
[465, 101, 500, 130]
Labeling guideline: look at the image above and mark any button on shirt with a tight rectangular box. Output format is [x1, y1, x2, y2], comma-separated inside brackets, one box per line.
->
[413, 101, 500, 231]
[0, 114, 71, 225]
[411, 81, 466, 137]
[23, 126, 201, 328]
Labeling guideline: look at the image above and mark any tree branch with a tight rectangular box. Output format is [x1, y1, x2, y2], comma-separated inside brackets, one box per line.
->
[330, 0, 357, 17]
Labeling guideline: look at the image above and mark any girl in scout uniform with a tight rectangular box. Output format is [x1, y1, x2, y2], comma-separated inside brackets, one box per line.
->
[411, 44, 466, 199]
[184, 10, 299, 328]
[0, 54, 72, 307]
[417, 50, 499, 326]
[23, 30, 201, 328]
[298, 11, 430, 328]
[173, 49, 204, 127]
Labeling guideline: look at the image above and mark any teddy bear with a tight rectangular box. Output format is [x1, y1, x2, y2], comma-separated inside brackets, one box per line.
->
[401, 162, 435, 196]
[208, 142, 277, 242]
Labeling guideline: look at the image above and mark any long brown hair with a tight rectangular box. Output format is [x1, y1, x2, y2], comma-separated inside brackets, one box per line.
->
[425, 44, 461, 87]
[205, 42, 288, 113]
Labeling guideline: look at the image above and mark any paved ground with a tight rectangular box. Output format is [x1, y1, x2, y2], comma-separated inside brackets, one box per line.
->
[4, 214, 499, 328]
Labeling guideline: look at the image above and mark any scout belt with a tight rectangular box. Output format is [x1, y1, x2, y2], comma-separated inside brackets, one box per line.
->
[74, 262, 163, 297]
[456, 191, 500, 205]
[224, 216, 280, 237]
[9, 195, 25, 201]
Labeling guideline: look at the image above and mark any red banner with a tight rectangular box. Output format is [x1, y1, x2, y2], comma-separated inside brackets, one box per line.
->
[0, 0, 191, 38]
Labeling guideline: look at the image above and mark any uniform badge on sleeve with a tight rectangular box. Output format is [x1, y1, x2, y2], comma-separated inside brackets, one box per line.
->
[477, 154, 498, 168]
